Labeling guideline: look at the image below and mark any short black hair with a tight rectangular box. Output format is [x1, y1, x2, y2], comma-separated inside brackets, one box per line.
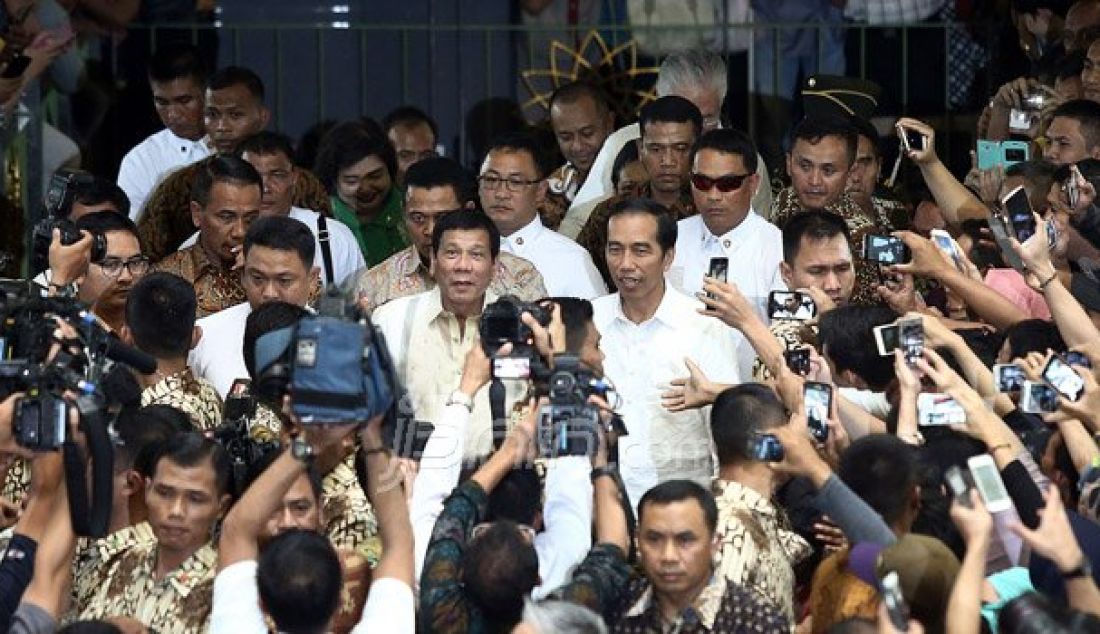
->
[840, 435, 919, 526]
[243, 215, 316, 270]
[487, 466, 542, 526]
[243, 447, 323, 503]
[113, 404, 192, 474]
[639, 95, 702, 138]
[430, 210, 501, 260]
[148, 431, 232, 499]
[147, 43, 208, 85]
[638, 479, 718, 535]
[382, 105, 439, 141]
[611, 140, 640, 191]
[404, 156, 473, 206]
[462, 520, 540, 628]
[790, 115, 859, 167]
[257, 529, 343, 634]
[782, 210, 851, 264]
[57, 622, 123, 634]
[1005, 159, 1057, 209]
[191, 155, 262, 208]
[549, 297, 595, 354]
[313, 120, 396, 193]
[236, 131, 297, 163]
[1003, 318, 1067, 359]
[1052, 99, 1100, 151]
[75, 210, 139, 241]
[244, 301, 310, 379]
[206, 65, 265, 101]
[849, 116, 881, 160]
[125, 272, 197, 358]
[73, 176, 131, 218]
[817, 304, 899, 391]
[484, 131, 550, 179]
[711, 384, 786, 466]
[548, 81, 610, 115]
[606, 197, 678, 254]
[690, 128, 758, 173]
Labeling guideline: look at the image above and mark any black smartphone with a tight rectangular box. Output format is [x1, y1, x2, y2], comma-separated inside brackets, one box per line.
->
[1042, 354, 1085, 402]
[861, 234, 912, 265]
[945, 465, 974, 508]
[0, 54, 31, 80]
[903, 129, 925, 152]
[747, 434, 784, 462]
[804, 381, 832, 443]
[784, 348, 811, 376]
[706, 257, 728, 299]
[1065, 351, 1093, 369]
[1001, 185, 1037, 243]
[881, 571, 910, 631]
[899, 317, 924, 366]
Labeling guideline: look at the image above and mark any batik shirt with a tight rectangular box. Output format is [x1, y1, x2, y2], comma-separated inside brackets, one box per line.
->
[713, 479, 812, 625]
[140, 368, 224, 431]
[345, 245, 548, 315]
[612, 573, 789, 633]
[153, 244, 246, 318]
[577, 184, 696, 289]
[770, 187, 899, 306]
[74, 540, 218, 634]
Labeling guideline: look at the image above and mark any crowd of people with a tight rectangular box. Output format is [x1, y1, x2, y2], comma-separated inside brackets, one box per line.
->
[7, 2, 1100, 633]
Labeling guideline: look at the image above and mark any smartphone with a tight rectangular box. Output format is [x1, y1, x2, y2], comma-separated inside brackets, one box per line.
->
[1065, 351, 1093, 368]
[1046, 219, 1059, 249]
[804, 382, 832, 442]
[747, 433, 784, 462]
[880, 571, 910, 632]
[493, 356, 530, 379]
[767, 290, 816, 321]
[930, 229, 964, 272]
[706, 257, 728, 299]
[1001, 185, 1037, 243]
[898, 125, 925, 153]
[0, 54, 30, 80]
[944, 465, 974, 508]
[987, 214, 1028, 272]
[899, 318, 924, 365]
[1019, 380, 1059, 414]
[784, 348, 811, 376]
[1065, 175, 1080, 209]
[993, 364, 1026, 393]
[917, 393, 966, 426]
[1042, 354, 1085, 402]
[874, 323, 900, 357]
[862, 234, 912, 265]
[977, 140, 1030, 170]
[967, 453, 1014, 513]
[1008, 107, 1037, 133]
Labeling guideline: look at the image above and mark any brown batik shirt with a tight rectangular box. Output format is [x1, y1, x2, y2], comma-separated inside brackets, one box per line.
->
[153, 243, 246, 319]
[140, 368, 224, 431]
[576, 183, 696, 289]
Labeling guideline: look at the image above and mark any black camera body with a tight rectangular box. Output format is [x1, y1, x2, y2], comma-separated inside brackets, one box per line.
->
[13, 390, 69, 452]
[533, 354, 614, 458]
[479, 295, 551, 355]
[31, 170, 106, 274]
[211, 381, 279, 497]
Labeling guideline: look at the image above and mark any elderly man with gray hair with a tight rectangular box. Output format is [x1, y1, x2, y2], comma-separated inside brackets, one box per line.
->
[561, 49, 773, 238]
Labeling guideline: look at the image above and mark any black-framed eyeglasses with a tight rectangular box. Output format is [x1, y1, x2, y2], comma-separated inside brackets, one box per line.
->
[97, 256, 150, 277]
[691, 172, 751, 193]
[478, 174, 541, 192]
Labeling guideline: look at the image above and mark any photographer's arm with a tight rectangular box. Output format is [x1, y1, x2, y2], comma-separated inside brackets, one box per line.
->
[359, 414, 414, 587]
[947, 491, 992, 634]
[20, 456, 75, 621]
[45, 229, 92, 291]
[218, 448, 308, 569]
[699, 278, 786, 377]
[898, 118, 991, 225]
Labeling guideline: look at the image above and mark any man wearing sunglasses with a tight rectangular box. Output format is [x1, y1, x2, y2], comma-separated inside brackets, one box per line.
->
[347, 156, 548, 315]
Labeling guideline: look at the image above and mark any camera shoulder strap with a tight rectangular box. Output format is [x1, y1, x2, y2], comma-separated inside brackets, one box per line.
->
[316, 213, 335, 286]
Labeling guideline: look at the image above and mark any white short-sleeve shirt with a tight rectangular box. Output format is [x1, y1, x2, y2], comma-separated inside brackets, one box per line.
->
[118, 128, 212, 222]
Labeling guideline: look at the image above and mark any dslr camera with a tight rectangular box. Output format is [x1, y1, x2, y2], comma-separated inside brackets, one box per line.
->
[532, 354, 616, 458]
[209, 379, 279, 497]
[31, 169, 106, 274]
[479, 295, 551, 356]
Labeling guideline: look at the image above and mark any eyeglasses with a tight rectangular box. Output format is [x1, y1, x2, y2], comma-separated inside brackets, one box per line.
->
[97, 256, 150, 277]
[691, 172, 751, 193]
[406, 208, 463, 226]
[478, 174, 541, 192]
[471, 521, 537, 543]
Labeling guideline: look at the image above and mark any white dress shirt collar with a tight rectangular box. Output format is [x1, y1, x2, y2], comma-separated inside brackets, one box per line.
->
[698, 208, 757, 253]
[610, 283, 694, 329]
[501, 215, 545, 254]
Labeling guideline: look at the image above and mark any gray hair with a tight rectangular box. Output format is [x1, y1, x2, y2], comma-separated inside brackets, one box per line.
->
[520, 600, 608, 634]
[656, 49, 728, 101]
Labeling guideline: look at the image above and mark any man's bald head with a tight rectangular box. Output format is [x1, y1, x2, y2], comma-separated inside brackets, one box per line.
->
[1066, 0, 1100, 51]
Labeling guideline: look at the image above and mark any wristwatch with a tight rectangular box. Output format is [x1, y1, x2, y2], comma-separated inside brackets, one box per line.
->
[590, 465, 618, 483]
[446, 389, 474, 413]
[289, 437, 315, 464]
[1062, 556, 1093, 581]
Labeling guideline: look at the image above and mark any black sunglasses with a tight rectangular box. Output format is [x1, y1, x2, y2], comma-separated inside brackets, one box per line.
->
[691, 172, 751, 193]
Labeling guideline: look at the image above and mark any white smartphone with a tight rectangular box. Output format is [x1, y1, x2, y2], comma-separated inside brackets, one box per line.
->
[992, 364, 1026, 393]
[874, 323, 899, 357]
[1019, 379, 1060, 414]
[917, 393, 967, 426]
[930, 228, 965, 272]
[967, 454, 1014, 513]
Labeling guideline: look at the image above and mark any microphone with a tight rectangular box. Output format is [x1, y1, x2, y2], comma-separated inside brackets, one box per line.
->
[100, 337, 157, 375]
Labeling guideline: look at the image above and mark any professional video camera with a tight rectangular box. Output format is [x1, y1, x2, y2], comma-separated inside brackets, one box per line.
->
[30, 169, 106, 274]
[209, 378, 279, 497]
[0, 280, 156, 537]
[530, 354, 621, 458]
[479, 295, 551, 357]
[253, 288, 398, 426]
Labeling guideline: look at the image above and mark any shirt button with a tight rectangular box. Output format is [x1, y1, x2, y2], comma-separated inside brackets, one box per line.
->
[723, 239, 731, 248]
[515, 237, 524, 246]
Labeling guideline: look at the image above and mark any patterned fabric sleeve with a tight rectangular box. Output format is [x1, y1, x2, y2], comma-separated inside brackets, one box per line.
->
[417, 479, 490, 634]
[550, 543, 633, 620]
[575, 200, 614, 289]
[1078, 460, 1100, 523]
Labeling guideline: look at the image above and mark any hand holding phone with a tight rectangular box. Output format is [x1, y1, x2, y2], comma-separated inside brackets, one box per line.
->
[706, 257, 728, 300]
[967, 454, 1013, 513]
[862, 234, 912, 265]
[1041, 354, 1085, 402]
[784, 348, 811, 376]
[767, 290, 816, 321]
[804, 382, 832, 442]
[1001, 185, 1037, 243]
[1020, 380, 1060, 413]
[880, 571, 910, 632]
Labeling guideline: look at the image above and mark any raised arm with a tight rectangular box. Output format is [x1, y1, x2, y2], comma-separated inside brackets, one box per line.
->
[898, 118, 991, 225]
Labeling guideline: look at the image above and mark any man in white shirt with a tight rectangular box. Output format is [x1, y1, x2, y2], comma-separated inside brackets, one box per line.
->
[669, 129, 784, 375]
[372, 211, 514, 460]
[478, 133, 607, 300]
[593, 200, 741, 508]
[176, 131, 364, 285]
[118, 45, 213, 223]
[189, 215, 319, 397]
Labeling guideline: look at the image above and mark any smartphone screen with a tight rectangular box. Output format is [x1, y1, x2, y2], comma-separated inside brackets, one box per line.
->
[706, 257, 729, 299]
[1065, 351, 1093, 368]
[784, 348, 811, 376]
[899, 318, 924, 365]
[944, 465, 973, 508]
[1042, 355, 1085, 401]
[1020, 380, 1059, 413]
[804, 382, 832, 442]
[862, 234, 911, 265]
[874, 323, 900, 356]
[880, 571, 910, 630]
[968, 454, 1013, 512]
[917, 392, 966, 425]
[930, 229, 964, 272]
[993, 364, 1025, 393]
[493, 357, 531, 379]
[1001, 185, 1036, 242]
[768, 291, 815, 320]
